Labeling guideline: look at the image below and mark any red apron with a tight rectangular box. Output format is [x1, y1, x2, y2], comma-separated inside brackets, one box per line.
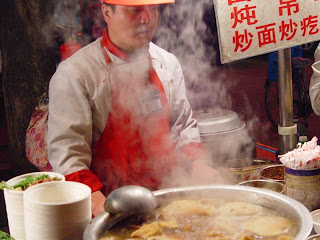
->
[90, 29, 177, 195]
[65, 29, 209, 194]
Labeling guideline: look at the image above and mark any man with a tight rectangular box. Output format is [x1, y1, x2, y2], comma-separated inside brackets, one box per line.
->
[310, 42, 320, 115]
[48, 0, 220, 217]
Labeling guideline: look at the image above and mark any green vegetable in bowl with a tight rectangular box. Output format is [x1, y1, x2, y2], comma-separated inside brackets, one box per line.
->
[0, 174, 62, 191]
[0, 181, 13, 190]
[0, 230, 14, 240]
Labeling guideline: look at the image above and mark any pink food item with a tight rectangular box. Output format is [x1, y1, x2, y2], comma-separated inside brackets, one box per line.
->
[279, 137, 320, 170]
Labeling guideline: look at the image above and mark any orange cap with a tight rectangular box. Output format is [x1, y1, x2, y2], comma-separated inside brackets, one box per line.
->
[100, 0, 174, 5]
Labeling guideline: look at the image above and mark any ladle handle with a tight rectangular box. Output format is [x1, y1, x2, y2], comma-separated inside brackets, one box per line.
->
[83, 211, 131, 240]
[83, 211, 111, 240]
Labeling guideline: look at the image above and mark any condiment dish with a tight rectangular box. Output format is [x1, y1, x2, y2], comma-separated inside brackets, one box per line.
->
[311, 209, 320, 234]
[306, 233, 320, 240]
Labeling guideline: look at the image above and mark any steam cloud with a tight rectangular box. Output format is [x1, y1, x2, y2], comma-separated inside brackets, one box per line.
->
[42, 0, 262, 187]
[155, 0, 232, 110]
[154, 0, 259, 186]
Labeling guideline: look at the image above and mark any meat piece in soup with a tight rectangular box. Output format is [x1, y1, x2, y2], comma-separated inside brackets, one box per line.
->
[131, 220, 178, 238]
[246, 217, 292, 237]
[100, 199, 297, 240]
[161, 200, 214, 219]
[147, 236, 182, 240]
[218, 202, 262, 216]
[278, 236, 294, 240]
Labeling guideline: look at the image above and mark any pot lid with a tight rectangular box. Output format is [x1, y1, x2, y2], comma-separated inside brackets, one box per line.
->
[193, 108, 245, 134]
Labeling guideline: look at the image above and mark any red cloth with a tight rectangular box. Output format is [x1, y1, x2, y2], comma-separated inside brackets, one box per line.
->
[60, 39, 82, 61]
[65, 169, 103, 192]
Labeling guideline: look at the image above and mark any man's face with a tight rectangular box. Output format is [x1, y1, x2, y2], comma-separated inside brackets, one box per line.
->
[102, 4, 159, 53]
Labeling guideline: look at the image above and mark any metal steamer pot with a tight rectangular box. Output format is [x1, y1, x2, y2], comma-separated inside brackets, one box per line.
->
[193, 108, 256, 162]
[83, 185, 313, 240]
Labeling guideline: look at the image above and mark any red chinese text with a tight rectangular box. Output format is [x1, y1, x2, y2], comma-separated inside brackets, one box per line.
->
[279, 19, 298, 41]
[233, 29, 254, 52]
[301, 15, 319, 36]
[256, 23, 277, 47]
[228, 0, 251, 6]
[231, 5, 258, 28]
[278, 0, 299, 16]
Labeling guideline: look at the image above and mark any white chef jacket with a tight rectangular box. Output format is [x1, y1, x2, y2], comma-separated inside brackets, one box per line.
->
[310, 43, 320, 115]
[48, 37, 202, 175]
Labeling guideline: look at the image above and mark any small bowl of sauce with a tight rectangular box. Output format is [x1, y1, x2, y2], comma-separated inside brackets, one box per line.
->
[259, 164, 285, 182]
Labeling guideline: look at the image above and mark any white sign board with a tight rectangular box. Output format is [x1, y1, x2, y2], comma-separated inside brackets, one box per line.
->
[213, 0, 320, 63]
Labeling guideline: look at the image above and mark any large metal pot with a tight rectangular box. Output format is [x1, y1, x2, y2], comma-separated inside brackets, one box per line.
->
[83, 185, 313, 240]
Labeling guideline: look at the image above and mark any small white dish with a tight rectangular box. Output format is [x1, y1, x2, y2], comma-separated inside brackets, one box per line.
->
[306, 233, 320, 240]
[311, 209, 320, 234]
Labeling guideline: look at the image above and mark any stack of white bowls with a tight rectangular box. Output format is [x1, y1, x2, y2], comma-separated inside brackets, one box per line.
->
[23, 181, 91, 240]
[3, 172, 65, 240]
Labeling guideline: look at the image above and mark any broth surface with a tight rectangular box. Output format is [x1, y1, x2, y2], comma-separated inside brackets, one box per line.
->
[101, 199, 297, 240]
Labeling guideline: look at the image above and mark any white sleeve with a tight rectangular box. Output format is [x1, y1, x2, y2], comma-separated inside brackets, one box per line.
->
[310, 43, 320, 115]
[48, 61, 93, 175]
[169, 57, 201, 148]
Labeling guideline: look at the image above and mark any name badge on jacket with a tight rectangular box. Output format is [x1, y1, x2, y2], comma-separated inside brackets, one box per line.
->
[139, 90, 162, 116]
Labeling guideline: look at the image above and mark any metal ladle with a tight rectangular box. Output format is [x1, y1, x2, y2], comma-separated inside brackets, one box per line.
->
[83, 185, 158, 240]
[104, 185, 158, 214]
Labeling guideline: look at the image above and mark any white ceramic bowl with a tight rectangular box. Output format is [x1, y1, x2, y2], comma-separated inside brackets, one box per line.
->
[311, 209, 320, 234]
[3, 172, 65, 240]
[23, 181, 91, 240]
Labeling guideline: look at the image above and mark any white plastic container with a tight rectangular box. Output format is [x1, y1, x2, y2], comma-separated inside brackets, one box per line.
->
[3, 172, 65, 240]
[23, 181, 91, 240]
[285, 167, 320, 211]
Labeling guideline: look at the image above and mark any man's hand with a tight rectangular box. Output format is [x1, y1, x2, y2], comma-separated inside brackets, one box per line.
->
[91, 190, 106, 217]
[191, 159, 224, 185]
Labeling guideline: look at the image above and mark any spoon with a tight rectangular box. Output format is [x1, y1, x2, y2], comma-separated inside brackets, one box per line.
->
[83, 185, 158, 240]
[104, 185, 158, 214]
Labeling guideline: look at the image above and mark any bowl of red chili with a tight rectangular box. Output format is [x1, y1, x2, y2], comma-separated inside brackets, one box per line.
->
[259, 164, 285, 182]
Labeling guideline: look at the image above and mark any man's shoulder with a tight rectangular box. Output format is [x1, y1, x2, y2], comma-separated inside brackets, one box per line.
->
[61, 38, 105, 69]
[53, 38, 106, 83]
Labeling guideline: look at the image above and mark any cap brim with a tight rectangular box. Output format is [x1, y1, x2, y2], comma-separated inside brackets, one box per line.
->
[102, 0, 175, 5]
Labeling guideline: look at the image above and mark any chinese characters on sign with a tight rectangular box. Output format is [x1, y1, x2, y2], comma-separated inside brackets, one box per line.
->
[213, 0, 320, 63]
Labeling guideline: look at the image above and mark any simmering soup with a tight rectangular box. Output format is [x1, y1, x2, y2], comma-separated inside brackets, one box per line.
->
[100, 199, 297, 240]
